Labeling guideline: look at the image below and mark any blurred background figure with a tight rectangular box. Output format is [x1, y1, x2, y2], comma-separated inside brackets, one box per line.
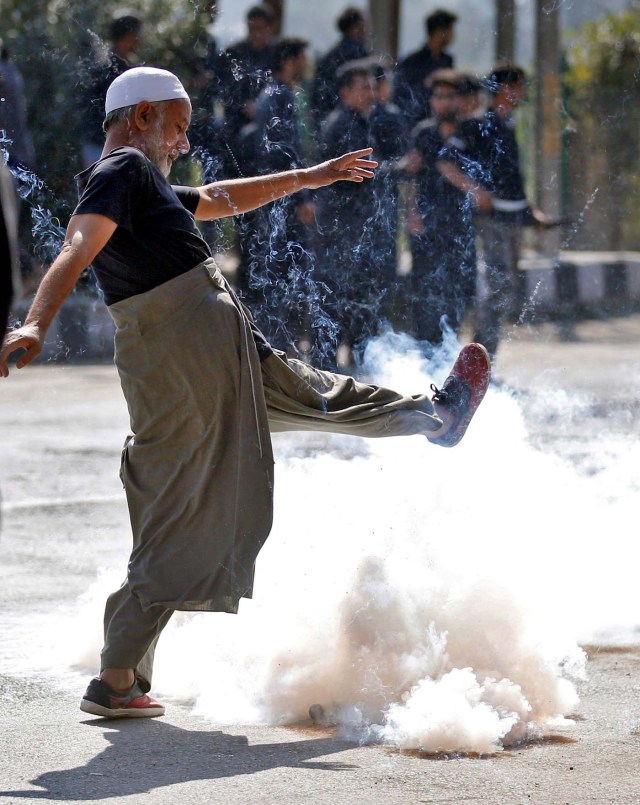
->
[188, 2, 223, 116]
[456, 65, 552, 357]
[186, 1, 227, 180]
[79, 13, 143, 168]
[215, 5, 278, 282]
[0, 37, 37, 292]
[368, 63, 408, 332]
[0, 157, 19, 531]
[0, 38, 36, 172]
[0, 159, 19, 340]
[182, 2, 230, 254]
[315, 63, 387, 370]
[457, 72, 484, 119]
[404, 70, 479, 347]
[310, 6, 371, 135]
[246, 37, 316, 356]
[218, 4, 278, 143]
[393, 8, 457, 132]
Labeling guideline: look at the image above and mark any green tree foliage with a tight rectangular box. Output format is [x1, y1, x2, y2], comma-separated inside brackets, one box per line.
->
[2, 0, 214, 218]
[565, 9, 640, 248]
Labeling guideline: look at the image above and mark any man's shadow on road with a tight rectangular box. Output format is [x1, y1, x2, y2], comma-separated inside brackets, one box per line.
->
[0, 718, 357, 801]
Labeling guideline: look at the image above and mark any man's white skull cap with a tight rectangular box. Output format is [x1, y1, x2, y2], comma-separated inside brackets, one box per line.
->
[105, 67, 189, 115]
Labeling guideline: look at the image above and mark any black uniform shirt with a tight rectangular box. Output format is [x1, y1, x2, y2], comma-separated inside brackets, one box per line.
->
[255, 80, 304, 173]
[81, 52, 130, 148]
[319, 105, 375, 224]
[219, 40, 277, 136]
[393, 45, 454, 129]
[456, 110, 531, 222]
[310, 37, 371, 127]
[412, 119, 470, 227]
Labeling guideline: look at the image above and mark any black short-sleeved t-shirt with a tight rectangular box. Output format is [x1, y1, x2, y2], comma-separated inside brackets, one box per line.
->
[74, 146, 273, 359]
[74, 146, 212, 305]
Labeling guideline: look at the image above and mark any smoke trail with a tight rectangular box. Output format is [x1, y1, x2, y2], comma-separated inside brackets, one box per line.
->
[1, 132, 67, 265]
[560, 187, 598, 250]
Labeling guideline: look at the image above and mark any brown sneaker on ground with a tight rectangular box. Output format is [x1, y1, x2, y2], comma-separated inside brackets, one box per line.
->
[428, 343, 491, 448]
[80, 677, 165, 719]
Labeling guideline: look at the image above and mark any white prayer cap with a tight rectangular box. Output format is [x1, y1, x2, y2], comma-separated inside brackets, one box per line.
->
[105, 67, 190, 115]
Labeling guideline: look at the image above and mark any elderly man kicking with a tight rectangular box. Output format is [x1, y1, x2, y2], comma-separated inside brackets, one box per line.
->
[0, 68, 490, 719]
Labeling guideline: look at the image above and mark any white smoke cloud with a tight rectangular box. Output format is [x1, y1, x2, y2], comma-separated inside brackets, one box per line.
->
[47, 334, 638, 754]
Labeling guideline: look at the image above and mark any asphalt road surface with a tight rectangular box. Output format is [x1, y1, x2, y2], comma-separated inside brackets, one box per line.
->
[1, 314, 639, 804]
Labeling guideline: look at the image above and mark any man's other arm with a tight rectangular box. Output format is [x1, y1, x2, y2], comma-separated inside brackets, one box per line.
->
[0, 213, 117, 376]
[193, 149, 377, 220]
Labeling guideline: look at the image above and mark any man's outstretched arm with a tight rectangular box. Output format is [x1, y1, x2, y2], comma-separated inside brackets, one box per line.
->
[0, 213, 117, 377]
[193, 148, 378, 220]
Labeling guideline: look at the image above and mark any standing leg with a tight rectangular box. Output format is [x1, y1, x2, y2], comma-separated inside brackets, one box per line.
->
[79, 581, 173, 718]
[100, 581, 174, 690]
[473, 216, 514, 357]
[410, 234, 446, 345]
[505, 224, 524, 323]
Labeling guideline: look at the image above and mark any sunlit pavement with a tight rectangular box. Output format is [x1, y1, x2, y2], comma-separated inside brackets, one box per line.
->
[0, 315, 639, 804]
[495, 313, 640, 404]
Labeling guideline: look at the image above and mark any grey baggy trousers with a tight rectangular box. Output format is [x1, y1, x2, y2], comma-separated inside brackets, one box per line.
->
[101, 260, 444, 688]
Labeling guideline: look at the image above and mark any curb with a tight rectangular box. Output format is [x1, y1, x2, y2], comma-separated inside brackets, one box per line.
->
[519, 250, 640, 318]
[13, 250, 640, 363]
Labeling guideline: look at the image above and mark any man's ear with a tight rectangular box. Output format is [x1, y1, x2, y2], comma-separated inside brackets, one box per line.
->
[133, 101, 154, 131]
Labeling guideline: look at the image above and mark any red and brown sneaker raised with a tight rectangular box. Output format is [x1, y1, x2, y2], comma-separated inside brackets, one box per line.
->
[428, 343, 491, 448]
[80, 677, 165, 719]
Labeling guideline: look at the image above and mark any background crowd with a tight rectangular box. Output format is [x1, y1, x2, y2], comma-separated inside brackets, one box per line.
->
[2, 2, 640, 371]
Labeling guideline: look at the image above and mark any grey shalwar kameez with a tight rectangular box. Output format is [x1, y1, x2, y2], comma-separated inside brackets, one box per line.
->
[104, 258, 443, 688]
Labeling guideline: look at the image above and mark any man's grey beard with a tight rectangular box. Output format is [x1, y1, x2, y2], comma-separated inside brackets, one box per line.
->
[142, 105, 179, 176]
[145, 124, 175, 176]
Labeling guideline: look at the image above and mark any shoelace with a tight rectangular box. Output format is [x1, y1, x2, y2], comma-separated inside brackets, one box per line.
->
[430, 382, 448, 403]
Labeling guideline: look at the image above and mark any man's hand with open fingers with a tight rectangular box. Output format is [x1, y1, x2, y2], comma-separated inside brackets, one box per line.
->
[304, 148, 378, 190]
[0, 324, 44, 377]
